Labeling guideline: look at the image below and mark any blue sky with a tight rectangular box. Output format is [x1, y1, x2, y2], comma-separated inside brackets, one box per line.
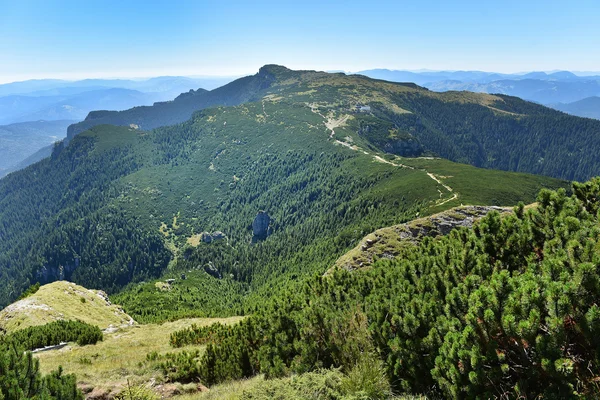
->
[0, 0, 599, 82]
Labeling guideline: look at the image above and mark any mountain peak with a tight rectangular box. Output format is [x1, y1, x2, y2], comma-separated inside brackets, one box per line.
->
[258, 64, 292, 77]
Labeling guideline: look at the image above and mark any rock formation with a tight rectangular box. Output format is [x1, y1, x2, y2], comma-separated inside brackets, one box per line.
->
[252, 211, 271, 241]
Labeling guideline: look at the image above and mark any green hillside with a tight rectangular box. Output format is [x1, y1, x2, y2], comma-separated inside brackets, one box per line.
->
[164, 179, 600, 398]
[67, 65, 600, 181]
[0, 281, 133, 334]
[0, 73, 566, 311]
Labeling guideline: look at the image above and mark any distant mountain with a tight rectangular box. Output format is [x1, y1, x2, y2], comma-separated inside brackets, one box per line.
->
[0, 88, 200, 125]
[357, 69, 600, 105]
[65, 72, 278, 139]
[0, 120, 74, 176]
[552, 96, 600, 120]
[0, 76, 235, 97]
[355, 69, 514, 85]
[425, 79, 600, 104]
[0, 76, 237, 126]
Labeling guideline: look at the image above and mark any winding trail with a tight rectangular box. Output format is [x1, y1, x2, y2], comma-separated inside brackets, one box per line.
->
[309, 104, 457, 206]
[373, 156, 458, 206]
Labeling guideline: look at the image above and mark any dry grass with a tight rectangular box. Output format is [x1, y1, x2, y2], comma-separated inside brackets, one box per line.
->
[174, 376, 263, 400]
[36, 316, 243, 396]
[0, 281, 133, 333]
[186, 234, 202, 247]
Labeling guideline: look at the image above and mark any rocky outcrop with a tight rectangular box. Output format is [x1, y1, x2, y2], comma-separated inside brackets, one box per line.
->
[200, 231, 227, 244]
[252, 211, 272, 241]
[212, 231, 226, 240]
[331, 205, 512, 273]
[204, 261, 222, 279]
[35, 262, 78, 283]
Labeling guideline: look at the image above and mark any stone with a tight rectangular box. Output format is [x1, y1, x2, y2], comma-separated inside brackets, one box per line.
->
[211, 231, 226, 240]
[204, 261, 222, 279]
[252, 211, 271, 241]
[200, 232, 213, 243]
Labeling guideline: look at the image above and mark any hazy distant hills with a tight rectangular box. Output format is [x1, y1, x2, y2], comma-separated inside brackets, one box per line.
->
[425, 79, 600, 105]
[0, 76, 236, 174]
[357, 69, 600, 115]
[0, 76, 236, 126]
[0, 89, 162, 124]
[0, 120, 74, 176]
[0, 76, 234, 97]
[552, 96, 600, 120]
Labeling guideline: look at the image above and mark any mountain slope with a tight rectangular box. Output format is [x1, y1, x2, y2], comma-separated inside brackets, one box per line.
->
[0, 68, 567, 308]
[64, 65, 600, 182]
[553, 96, 600, 120]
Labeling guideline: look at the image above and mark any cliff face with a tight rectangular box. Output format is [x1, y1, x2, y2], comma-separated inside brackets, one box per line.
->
[331, 205, 512, 273]
[252, 211, 271, 241]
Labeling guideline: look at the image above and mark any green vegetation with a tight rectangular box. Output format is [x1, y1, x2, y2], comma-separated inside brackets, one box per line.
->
[4, 65, 600, 397]
[16, 282, 40, 300]
[160, 179, 600, 398]
[0, 339, 82, 399]
[0, 71, 565, 315]
[68, 65, 600, 182]
[35, 316, 242, 396]
[4, 320, 102, 350]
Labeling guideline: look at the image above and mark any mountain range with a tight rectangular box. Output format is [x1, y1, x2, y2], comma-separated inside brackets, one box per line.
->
[3, 65, 600, 398]
[0, 65, 573, 308]
[0, 76, 237, 174]
[358, 69, 600, 117]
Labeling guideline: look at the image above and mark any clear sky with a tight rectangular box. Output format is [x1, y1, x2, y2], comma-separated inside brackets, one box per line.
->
[0, 0, 599, 83]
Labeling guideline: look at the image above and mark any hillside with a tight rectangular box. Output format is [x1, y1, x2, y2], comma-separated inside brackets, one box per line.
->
[0, 281, 133, 333]
[332, 205, 512, 273]
[553, 96, 600, 120]
[35, 314, 242, 398]
[64, 65, 600, 182]
[167, 178, 600, 398]
[0, 67, 568, 311]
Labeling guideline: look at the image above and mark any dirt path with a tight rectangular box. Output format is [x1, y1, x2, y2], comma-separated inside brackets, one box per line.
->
[325, 114, 350, 138]
[373, 155, 414, 169]
[374, 155, 458, 206]
[427, 172, 453, 192]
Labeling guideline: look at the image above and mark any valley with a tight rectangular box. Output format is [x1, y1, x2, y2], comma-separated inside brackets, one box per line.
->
[1, 65, 600, 399]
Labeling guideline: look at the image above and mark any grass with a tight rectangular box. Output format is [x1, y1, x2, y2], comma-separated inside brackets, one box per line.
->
[0, 281, 133, 333]
[172, 373, 427, 400]
[36, 316, 243, 396]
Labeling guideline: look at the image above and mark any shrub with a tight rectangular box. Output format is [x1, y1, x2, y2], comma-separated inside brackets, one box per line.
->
[340, 355, 391, 400]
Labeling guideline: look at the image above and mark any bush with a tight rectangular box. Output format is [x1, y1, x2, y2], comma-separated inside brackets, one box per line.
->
[114, 382, 158, 400]
[341, 355, 391, 400]
[172, 178, 600, 398]
[5, 320, 102, 350]
[0, 342, 82, 399]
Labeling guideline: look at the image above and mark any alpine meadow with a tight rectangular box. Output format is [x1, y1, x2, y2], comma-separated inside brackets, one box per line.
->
[2, 2, 600, 399]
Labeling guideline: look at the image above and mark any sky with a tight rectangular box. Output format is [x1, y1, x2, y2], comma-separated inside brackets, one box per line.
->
[0, 0, 599, 83]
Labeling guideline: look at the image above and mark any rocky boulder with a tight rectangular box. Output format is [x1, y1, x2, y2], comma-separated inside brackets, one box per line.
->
[252, 211, 272, 241]
[204, 261, 222, 279]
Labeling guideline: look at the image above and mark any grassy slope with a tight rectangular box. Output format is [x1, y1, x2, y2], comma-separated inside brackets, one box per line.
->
[0, 281, 133, 333]
[36, 315, 243, 395]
